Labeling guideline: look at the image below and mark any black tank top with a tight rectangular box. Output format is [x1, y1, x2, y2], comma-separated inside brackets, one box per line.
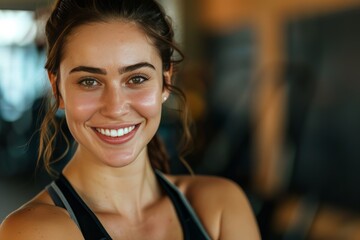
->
[47, 170, 211, 240]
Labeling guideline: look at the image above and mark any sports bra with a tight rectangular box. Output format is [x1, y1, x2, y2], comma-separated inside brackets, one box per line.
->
[46, 170, 212, 240]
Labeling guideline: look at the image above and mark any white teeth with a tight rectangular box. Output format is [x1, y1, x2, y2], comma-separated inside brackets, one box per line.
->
[118, 128, 124, 136]
[110, 129, 117, 137]
[96, 126, 135, 138]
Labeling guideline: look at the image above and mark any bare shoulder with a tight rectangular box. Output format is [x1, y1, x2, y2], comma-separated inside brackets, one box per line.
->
[167, 174, 261, 240]
[167, 174, 250, 212]
[0, 191, 83, 240]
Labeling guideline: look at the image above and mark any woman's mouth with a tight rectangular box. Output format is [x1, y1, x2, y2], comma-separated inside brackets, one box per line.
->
[95, 125, 136, 138]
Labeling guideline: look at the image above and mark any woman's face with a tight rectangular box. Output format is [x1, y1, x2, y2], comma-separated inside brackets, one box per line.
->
[52, 21, 170, 168]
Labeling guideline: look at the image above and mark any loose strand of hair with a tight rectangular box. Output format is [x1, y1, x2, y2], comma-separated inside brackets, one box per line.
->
[165, 84, 194, 175]
[37, 95, 58, 175]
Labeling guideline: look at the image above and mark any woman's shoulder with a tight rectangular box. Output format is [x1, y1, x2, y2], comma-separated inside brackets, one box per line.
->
[166, 173, 248, 206]
[178, 173, 240, 192]
[0, 191, 83, 240]
[166, 173, 261, 239]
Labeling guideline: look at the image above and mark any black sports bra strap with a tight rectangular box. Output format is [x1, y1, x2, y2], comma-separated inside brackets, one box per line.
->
[47, 184, 65, 209]
[50, 174, 112, 240]
[154, 170, 211, 240]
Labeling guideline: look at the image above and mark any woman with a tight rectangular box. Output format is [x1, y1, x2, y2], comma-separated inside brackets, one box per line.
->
[0, 0, 260, 239]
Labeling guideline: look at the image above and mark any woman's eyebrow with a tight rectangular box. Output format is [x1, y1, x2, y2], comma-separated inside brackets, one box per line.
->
[119, 62, 156, 74]
[69, 62, 156, 75]
[69, 66, 106, 75]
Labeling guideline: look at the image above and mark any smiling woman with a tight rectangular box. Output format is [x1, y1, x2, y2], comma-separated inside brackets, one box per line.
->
[52, 21, 167, 169]
[0, 0, 260, 240]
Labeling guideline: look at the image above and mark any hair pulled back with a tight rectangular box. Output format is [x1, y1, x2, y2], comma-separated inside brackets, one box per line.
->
[39, 0, 191, 174]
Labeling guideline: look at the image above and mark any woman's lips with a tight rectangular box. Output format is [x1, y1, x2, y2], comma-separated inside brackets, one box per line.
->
[95, 125, 136, 137]
[93, 124, 140, 144]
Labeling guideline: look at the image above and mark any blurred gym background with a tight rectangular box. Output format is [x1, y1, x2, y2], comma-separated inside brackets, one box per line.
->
[1, 0, 360, 239]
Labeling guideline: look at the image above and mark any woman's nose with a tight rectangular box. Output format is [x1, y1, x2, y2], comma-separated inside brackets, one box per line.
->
[100, 86, 130, 118]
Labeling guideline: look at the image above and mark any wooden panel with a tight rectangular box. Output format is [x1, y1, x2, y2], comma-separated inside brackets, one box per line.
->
[199, 0, 360, 30]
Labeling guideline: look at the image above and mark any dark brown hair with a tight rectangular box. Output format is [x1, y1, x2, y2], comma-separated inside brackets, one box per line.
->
[39, 0, 191, 174]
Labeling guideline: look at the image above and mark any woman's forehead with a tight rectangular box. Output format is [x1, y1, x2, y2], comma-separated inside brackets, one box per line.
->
[61, 21, 161, 68]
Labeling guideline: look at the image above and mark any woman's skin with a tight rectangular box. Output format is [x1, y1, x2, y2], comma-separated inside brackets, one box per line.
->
[0, 21, 261, 240]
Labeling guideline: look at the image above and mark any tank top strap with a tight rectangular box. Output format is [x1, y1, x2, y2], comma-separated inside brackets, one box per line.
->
[47, 174, 112, 240]
[154, 169, 212, 240]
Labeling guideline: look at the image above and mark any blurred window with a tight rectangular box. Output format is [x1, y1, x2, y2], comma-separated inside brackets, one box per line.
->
[0, 10, 48, 122]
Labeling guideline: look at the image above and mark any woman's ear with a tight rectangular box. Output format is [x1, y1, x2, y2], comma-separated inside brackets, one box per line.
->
[162, 65, 173, 102]
[47, 71, 64, 109]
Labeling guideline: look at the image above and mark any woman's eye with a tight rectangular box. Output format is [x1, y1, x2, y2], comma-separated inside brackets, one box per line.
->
[79, 78, 99, 88]
[128, 76, 148, 85]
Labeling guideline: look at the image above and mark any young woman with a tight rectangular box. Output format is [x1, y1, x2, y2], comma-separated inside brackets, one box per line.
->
[0, 0, 260, 239]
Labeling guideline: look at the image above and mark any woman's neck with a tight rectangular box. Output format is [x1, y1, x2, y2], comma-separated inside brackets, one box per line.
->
[61, 148, 162, 220]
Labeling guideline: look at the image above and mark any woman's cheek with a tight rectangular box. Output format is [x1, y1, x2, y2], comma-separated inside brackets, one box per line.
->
[65, 92, 100, 119]
[132, 89, 162, 118]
